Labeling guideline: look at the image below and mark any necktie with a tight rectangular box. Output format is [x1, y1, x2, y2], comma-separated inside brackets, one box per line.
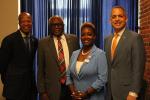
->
[111, 33, 119, 60]
[24, 36, 30, 51]
[57, 37, 66, 84]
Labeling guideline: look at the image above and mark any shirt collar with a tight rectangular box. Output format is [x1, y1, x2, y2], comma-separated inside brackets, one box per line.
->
[53, 34, 65, 40]
[114, 27, 126, 37]
[20, 30, 30, 38]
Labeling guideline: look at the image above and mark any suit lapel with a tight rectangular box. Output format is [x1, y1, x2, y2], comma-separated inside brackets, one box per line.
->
[70, 49, 85, 79]
[49, 36, 59, 63]
[107, 35, 113, 63]
[77, 62, 88, 79]
[16, 31, 28, 53]
[65, 35, 72, 58]
[30, 36, 37, 55]
[78, 45, 96, 79]
[70, 51, 80, 78]
[30, 37, 34, 54]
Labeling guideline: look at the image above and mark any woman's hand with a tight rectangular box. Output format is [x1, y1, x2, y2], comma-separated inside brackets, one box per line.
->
[71, 91, 87, 100]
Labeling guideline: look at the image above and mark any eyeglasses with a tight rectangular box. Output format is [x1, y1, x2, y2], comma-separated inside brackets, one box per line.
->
[50, 23, 64, 26]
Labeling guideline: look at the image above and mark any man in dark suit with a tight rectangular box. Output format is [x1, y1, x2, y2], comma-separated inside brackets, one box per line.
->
[1, 12, 38, 100]
[104, 6, 145, 100]
[37, 16, 80, 100]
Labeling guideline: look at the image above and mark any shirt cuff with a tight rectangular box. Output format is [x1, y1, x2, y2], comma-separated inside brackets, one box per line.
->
[129, 91, 138, 98]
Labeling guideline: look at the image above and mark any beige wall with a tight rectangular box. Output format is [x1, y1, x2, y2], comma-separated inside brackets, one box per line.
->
[0, 0, 18, 99]
[0, 0, 18, 45]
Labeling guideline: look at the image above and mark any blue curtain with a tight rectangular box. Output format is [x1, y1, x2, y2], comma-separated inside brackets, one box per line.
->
[21, 0, 138, 100]
[47, 0, 102, 47]
[21, 0, 101, 47]
[21, 0, 138, 49]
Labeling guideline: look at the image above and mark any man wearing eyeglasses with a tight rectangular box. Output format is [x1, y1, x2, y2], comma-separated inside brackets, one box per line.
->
[37, 16, 80, 100]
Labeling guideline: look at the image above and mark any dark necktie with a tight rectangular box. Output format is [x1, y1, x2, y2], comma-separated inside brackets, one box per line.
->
[57, 37, 66, 84]
[24, 36, 30, 51]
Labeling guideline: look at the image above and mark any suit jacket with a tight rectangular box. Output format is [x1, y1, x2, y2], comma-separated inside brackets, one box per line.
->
[37, 34, 79, 100]
[66, 45, 108, 100]
[1, 30, 38, 99]
[0, 47, 4, 83]
[0, 47, 5, 84]
[104, 29, 145, 100]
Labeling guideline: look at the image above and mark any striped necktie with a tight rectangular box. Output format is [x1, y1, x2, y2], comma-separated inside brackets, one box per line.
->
[57, 37, 66, 84]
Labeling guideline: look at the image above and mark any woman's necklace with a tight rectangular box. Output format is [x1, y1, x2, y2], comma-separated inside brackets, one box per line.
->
[81, 49, 91, 56]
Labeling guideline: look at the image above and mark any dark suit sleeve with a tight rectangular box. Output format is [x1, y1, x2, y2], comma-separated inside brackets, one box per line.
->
[0, 48, 3, 83]
[1, 36, 13, 64]
[74, 36, 80, 50]
[131, 34, 145, 93]
[0, 48, 1, 72]
[104, 37, 107, 52]
[67, 34, 80, 57]
[0, 36, 13, 83]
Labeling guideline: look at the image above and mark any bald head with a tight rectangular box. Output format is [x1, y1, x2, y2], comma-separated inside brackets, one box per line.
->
[18, 12, 32, 35]
[18, 12, 32, 23]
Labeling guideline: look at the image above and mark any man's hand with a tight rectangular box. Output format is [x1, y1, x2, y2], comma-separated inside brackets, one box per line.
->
[40, 93, 49, 100]
[127, 95, 137, 100]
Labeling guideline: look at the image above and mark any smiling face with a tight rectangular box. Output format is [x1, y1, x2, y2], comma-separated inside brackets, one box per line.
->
[110, 7, 128, 33]
[49, 16, 64, 37]
[19, 12, 32, 35]
[81, 27, 96, 47]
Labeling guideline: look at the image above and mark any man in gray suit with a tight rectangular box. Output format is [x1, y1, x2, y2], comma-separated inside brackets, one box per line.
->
[104, 6, 145, 100]
[37, 16, 80, 100]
